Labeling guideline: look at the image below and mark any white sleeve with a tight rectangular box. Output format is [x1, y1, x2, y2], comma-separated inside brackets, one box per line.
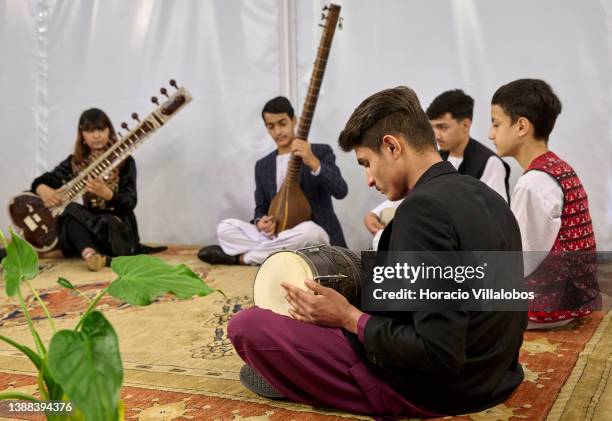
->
[510, 171, 563, 276]
[371, 199, 393, 217]
[370, 199, 403, 217]
[480, 156, 508, 202]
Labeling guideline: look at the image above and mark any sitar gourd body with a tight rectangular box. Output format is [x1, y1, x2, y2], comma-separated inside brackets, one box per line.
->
[8, 82, 192, 252]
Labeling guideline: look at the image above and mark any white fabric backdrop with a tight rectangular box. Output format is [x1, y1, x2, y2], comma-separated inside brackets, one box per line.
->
[0, 0, 281, 246]
[0, 0, 610, 251]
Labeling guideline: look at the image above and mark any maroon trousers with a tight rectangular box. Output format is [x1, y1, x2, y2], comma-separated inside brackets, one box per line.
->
[228, 307, 439, 419]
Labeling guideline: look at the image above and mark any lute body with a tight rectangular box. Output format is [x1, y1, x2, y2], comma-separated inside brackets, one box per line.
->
[268, 4, 341, 234]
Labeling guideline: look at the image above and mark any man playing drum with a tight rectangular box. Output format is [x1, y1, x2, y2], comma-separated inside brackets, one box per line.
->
[228, 87, 526, 417]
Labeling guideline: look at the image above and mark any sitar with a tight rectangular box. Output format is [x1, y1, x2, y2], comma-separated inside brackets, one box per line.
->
[268, 4, 341, 235]
[8, 80, 192, 252]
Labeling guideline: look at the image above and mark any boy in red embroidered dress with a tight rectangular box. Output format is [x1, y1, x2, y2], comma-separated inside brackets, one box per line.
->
[489, 78, 600, 329]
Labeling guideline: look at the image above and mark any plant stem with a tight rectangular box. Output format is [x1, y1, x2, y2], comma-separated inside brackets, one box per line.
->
[0, 391, 39, 401]
[74, 287, 93, 304]
[17, 289, 46, 357]
[25, 279, 56, 334]
[37, 360, 49, 400]
[75, 288, 107, 331]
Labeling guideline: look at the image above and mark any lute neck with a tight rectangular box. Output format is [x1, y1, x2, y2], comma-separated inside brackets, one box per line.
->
[285, 4, 340, 185]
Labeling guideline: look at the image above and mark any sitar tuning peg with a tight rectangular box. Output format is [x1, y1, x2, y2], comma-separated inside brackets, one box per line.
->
[338, 17, 343, 30]
[318, 23, 325, 28]
[169, 79, 178, 90]
[160, 87, 169, 98]
[321, 12, 326, 20]
[131, 112, 140, 122]
[322, 5, 329, 11]
[121, 122, 129, 131]
[151, 96, 159, 105]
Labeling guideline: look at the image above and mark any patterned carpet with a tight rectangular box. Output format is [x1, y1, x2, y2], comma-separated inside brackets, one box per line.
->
[0, 246, 610, 420]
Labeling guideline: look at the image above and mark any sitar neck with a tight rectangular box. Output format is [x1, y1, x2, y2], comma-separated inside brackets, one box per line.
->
[60, 85, 192, 205]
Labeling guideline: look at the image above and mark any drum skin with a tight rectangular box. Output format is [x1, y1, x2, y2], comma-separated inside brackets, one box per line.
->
[253, 245, 361, 316]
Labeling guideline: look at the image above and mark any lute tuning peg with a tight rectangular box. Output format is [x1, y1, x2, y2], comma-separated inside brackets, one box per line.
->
[131, 112, 140, 122]
[169, 79, 178, 90]
[151, 96, 159, 105]
[320, 5, 329, 26]
[121, 122, 129, 131]
[160, 87, 169, 98]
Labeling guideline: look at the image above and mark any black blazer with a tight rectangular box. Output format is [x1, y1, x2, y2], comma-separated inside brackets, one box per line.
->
[440, 138, 511, 203]
[347, 161, 526, 415]
[253, 143, 348, 247]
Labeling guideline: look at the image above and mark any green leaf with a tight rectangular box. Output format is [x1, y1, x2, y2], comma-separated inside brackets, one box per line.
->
[107, 254, 215, 306]
[41, 359, 63, 402]
[2, 229, 39, 297]
[0, 334, 41, 369]
[0, 337, 59, 398]
[47, 311, 122, 421]
[57, 277, 76, 290]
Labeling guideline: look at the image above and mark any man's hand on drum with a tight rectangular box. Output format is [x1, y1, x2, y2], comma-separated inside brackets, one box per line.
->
[256, 215, 276, 238]
[281, 279, 363, 334]
[364, 212, 385, 234]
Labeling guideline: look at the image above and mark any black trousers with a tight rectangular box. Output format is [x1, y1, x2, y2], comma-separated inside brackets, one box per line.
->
[63, 215, 99, 256]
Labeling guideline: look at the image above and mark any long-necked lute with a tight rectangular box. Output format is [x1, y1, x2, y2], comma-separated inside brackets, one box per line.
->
[8, 80, 192, 252]
[268, 4, 341, 235]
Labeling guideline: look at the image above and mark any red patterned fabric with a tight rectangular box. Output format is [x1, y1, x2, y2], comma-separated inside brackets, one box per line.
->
[525, 151, 598, 323]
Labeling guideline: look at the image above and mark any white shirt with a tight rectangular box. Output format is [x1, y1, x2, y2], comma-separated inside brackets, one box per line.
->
[480, 157, 509, 203]
[511, 170, 563, 275]
[276, 153, 291, 192]
[447, 155, 463, 171]
[276, 153, 321, 192]
[447, 155, 508, 202]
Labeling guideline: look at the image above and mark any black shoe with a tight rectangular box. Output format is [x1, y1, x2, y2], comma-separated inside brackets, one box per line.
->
[197, 245, 239, 265]
[239, 364, 284, 399]
[138, 244, 168, 254]
[0, 247, 6, 263]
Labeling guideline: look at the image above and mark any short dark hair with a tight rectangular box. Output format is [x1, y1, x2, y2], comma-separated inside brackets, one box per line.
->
[491, 79, 562, 141]
[338, 86, 436, 153]
[261, 96, 295, 120]
[426, 89, 474, 121]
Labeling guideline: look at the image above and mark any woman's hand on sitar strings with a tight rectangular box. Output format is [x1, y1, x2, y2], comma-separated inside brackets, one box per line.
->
[291, 139, 320, 172]
[85, 175, 113, 201]
[281, 279, 363, 334]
